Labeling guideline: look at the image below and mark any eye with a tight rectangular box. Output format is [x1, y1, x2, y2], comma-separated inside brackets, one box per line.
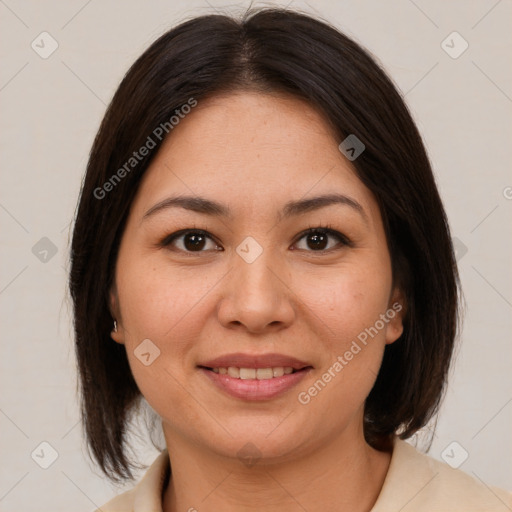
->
[160, 225, 351, 254]
[292, 225, 351, 252]
[160, 229, 222, 253]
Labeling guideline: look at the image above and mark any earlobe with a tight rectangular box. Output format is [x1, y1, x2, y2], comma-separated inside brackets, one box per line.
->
[110, 319, 125, 344]
[385, 288, 406, 345]
[385, 318, 404, 345]
[109, 288, 125, 344]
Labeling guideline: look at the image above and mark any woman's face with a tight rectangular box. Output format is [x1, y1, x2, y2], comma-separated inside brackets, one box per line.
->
[110, 92, 404, 462]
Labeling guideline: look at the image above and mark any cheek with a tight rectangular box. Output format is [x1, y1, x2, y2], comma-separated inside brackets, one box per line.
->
[115, 259, 218, 417]
[293, 259, 392, 413]
[117, 256, 218, 341]
[300, 259, 393, 349]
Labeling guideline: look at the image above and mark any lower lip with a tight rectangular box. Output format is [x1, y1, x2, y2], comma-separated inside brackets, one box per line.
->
[199, 367, 312, 401]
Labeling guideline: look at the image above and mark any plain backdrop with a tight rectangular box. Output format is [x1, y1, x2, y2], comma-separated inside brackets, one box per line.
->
[0, 0, 511, 510]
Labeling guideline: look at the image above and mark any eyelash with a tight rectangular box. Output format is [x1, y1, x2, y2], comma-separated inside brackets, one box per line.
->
[158, 224, 352, 255]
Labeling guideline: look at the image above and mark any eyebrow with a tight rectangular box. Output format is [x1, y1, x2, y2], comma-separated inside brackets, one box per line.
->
[142, 193, 368, 224]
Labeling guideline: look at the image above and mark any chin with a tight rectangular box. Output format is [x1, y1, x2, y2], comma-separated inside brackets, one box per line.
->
[199, 417, 314, 464]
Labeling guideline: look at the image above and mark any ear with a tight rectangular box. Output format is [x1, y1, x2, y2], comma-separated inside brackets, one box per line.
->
[109, 287, 125, 345]
[385, 286, 405, 345]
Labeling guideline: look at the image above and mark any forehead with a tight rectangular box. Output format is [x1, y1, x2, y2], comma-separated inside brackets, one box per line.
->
[131, 92, 378, 222]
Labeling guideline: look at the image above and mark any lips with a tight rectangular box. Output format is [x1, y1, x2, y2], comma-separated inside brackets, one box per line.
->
[198, 353, 313, 401]
[198, 352, 312, 371]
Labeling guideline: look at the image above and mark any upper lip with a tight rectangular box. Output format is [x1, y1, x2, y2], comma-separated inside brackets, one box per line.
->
[199, 353, 312, 370]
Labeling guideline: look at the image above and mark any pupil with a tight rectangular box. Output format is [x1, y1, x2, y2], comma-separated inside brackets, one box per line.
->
[308, 232, 327, 250]
[182, 232, 328, 251]
[184, 233, 205, 251]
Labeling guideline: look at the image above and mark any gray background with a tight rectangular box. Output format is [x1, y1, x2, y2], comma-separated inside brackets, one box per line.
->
[1, 0, 511, 510]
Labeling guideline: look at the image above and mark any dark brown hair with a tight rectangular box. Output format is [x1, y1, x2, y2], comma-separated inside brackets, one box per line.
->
[69, 7, 460, 483]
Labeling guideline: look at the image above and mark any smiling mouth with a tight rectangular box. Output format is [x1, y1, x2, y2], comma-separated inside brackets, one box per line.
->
[199, 366, 311, 380]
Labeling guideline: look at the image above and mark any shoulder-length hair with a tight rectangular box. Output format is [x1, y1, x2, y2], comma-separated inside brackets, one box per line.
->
[69, 7, 460, 483]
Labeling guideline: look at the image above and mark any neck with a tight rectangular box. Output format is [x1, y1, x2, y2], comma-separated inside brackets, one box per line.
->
[162, 423, 392, 512]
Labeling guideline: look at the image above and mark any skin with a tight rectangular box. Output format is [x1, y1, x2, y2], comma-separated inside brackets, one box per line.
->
[110, 91, 405, 511]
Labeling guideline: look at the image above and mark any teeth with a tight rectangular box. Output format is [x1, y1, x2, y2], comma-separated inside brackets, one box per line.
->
[256, 368, 273, 380]
[273, 367, 284, 377]
[227, 367, 240, 378]
[213, 366, 296, 380]
[240, 368, 256, 380]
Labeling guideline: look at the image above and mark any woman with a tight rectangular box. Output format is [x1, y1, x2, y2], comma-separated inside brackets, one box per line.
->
[69, 7, 511, 511]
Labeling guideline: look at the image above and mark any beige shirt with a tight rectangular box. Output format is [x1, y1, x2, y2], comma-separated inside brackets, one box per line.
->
[96, 438, 512, 511]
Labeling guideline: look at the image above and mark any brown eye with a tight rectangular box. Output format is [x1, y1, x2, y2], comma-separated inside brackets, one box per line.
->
[183, 232, 207, 251]
[293, 228, 350, 252]
[161, 229, 221, 253]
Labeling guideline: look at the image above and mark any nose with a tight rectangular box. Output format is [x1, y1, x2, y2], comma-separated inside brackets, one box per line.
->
[216, 246, 296, 334]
